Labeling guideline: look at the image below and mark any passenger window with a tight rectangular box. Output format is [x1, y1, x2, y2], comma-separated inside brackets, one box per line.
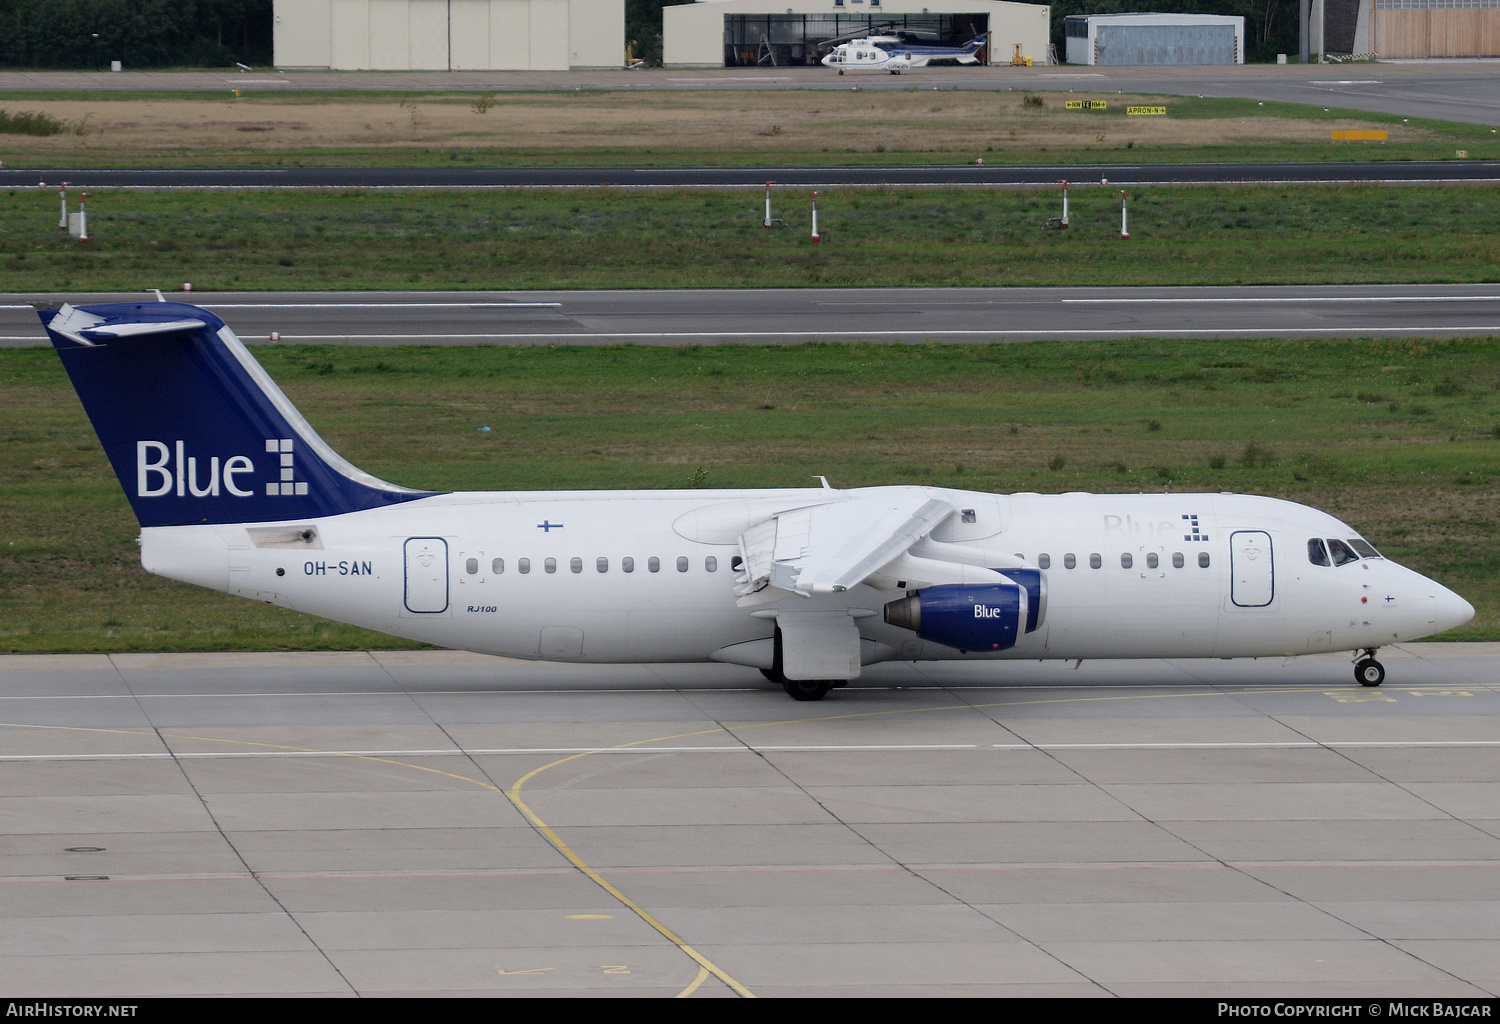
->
[1146, 552, 1158, 569]
[1064, 553, 1076, 569]
[597, 557, 608, 573]
[1308, 538, 1330, 566]
[1327, 539, 1359, 566]
[676, 556, 689, 573]
[1172, 552, 1184, 568]
[648, 556, 660, 573]
[545, 557, 557, 574]
[731, 555, 744, 572]
[570, 557, 583, 574]
[1038, 553, 1050, 569]
[1348, 538, 1382, 559]
[1120, 553, 1132, 569]
[1089, 553, 1102, 569]
[492, 558, 504, 574]
[705, 556, 717, 572]
[465, 557, 478, 575]
[518, 557, 530, 574]
[1198, 552, 1211, 568]
[622, 557, 634, 573]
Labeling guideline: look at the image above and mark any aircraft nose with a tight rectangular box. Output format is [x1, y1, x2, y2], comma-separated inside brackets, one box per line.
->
[1432, 583, 1475, 633]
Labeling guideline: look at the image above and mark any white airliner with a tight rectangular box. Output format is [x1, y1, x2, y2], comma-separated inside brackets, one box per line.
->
[40, 301, 1473, 700]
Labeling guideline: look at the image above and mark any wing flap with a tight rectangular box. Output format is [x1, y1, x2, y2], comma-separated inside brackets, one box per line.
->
[737, 491, 957, 602]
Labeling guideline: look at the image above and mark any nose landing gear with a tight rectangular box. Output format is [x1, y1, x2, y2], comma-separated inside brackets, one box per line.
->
[1354, 649, 1385, 687]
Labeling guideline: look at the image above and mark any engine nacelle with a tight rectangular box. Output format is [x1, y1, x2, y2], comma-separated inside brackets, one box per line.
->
[884, 582, 1027, 652]
[997, 568, 1047, 634]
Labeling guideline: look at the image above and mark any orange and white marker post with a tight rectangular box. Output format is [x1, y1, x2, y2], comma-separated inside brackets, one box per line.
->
[810, 191, 821, 244]
[76, 192, 89, 243]
[1119, 189, 1129, 240]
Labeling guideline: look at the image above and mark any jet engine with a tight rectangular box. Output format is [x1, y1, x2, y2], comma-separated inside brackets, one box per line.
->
[883, 582, 1029, 652]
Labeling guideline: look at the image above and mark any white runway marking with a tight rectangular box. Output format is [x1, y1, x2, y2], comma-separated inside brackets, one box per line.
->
[250, 326, 1500, 340]
[198, 302, 562, 309]
[1062, 295, 1500, 304]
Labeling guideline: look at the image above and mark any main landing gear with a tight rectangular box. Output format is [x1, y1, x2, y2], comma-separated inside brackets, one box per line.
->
[1354, 648, 1386, 687]
[760, 667, 835, 702]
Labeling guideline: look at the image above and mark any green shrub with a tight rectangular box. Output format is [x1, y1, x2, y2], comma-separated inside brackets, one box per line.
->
[0, 109, 64, 136]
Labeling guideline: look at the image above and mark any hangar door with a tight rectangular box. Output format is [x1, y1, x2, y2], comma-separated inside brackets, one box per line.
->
[1094, 23, 1237, 64]
[1375, 0, 1500, 57]
[325, 0, 572, 70]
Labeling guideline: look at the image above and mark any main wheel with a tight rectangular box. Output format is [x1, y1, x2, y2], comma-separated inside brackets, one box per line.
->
[783, 678, 832, 701]
[1355, 658, 1385, 687]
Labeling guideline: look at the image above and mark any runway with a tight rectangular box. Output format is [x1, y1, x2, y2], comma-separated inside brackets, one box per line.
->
[5, 285, 1500, 346]
[5, 160, 1500, 190]
[3, 646, 1498, 996]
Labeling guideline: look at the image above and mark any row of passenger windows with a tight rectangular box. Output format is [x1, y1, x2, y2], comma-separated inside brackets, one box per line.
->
[1035, 551, 1210, 570]
[1308, 537, 1381, 567]
[464, 555, 733, 576]
[463, 552, 1210, 577]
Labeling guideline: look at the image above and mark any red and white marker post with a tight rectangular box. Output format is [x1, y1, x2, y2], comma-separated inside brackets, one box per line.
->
[1118, 189, 1129, 240]
[762, 181, 787, 228]
[1060, 180, 1070, 229]
[810, 191, 821, 244]
[58, 181, 69, 232]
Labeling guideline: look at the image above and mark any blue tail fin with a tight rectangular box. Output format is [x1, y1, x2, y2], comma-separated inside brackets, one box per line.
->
[40, 301, 436, 528]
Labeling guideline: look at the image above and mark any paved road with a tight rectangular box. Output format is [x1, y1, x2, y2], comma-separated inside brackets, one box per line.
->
[6, 285, 1499, 346]
[4, 160, 1498, 189]
[2, 61, 1499, 126]
[2, 646, 1496, 996]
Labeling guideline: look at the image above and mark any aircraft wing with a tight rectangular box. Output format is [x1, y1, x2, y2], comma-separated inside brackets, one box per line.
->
[737, 492, 955, 601]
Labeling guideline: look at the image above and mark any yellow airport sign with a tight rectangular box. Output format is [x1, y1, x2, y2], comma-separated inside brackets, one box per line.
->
[1331, 129, 1388, 141]
[1126, 106, 1167, 116]
[1064, 100, 1108, 110]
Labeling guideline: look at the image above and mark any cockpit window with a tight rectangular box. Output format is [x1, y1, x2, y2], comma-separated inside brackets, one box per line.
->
[1326, 538, 1360, 566]
[1307, 538, 1330, 566]
[1348, 538, 1382, 559]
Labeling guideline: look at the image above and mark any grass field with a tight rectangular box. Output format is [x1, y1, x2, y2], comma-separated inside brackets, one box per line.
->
[4, 184, 1500, 291]
[0, 91, 1496, 167]
[2, 338, 1497, 652]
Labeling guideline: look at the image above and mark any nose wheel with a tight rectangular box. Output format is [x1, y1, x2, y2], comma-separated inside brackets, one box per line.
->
[1354, 650, 1385, 687]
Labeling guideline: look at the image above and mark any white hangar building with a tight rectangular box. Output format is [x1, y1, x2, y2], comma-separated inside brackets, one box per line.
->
[1064, 13, 1246, 65]
[664, 0, 1051, 68]
[273, 0, 624, 70]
